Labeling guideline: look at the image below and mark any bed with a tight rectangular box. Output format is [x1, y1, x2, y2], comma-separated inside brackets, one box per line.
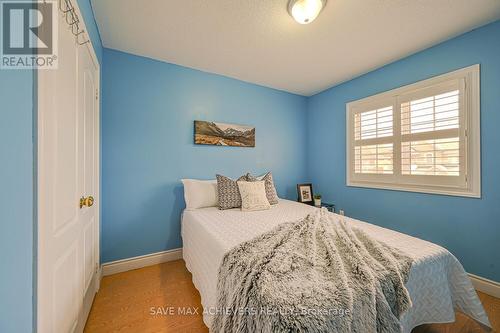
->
[181, 199, 490, 332]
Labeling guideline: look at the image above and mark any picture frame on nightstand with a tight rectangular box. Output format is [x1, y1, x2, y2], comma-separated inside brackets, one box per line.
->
[297, 183, 314, 205]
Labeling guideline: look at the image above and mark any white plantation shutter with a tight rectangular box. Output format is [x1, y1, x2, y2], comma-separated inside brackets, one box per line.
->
[354, 143, 393, 175]
[398, 79, 467, 188]
[354, 106, 394, 175]
[354, 106, 393, 140]
[401, 138, 460, 176]
[346, 65, 480, 197]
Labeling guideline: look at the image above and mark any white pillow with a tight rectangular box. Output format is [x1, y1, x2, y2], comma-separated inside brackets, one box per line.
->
[181, 179, 218, 210]
[237, 180, 271, 212]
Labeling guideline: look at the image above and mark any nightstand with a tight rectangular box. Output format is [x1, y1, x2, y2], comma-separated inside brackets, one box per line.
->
[320, 202, 335, 213]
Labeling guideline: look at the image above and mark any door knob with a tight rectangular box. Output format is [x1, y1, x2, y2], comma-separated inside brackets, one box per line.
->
[80, 196, 95, 209]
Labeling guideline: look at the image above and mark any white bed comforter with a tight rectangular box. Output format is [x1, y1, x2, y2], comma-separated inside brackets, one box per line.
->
[181, 199, 490, 332]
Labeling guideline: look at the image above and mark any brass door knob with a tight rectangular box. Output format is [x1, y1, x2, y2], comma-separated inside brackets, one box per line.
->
[80, 196, 95, 209]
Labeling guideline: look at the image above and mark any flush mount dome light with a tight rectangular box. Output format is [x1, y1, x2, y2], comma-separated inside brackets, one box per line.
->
[288, 0, 327, 24]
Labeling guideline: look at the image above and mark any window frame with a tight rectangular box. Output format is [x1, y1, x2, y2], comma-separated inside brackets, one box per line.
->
[346, 64, 481, 198]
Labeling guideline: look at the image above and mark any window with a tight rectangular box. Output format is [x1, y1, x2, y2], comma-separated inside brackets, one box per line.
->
[346, 65, 480, 197]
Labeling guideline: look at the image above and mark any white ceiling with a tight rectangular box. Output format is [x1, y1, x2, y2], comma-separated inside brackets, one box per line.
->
[92, 0, 500, 96]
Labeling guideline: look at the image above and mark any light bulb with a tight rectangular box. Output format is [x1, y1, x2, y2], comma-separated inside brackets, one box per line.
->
[289, 0, 326, 25]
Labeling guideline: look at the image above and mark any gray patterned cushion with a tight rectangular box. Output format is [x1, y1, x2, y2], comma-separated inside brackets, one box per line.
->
[246, 172, 279, 205]
[216, 174, 248, 210]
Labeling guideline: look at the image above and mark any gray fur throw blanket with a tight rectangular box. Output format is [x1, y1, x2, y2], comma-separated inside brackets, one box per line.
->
[212, 209, 413, 333]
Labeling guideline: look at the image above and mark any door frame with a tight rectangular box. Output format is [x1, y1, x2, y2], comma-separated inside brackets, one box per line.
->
[37, 0, 101, 331]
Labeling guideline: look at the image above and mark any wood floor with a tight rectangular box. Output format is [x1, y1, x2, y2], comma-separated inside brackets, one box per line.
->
[84, 260, 499, 333]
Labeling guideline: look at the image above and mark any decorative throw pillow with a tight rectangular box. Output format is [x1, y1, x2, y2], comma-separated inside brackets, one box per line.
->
[237, 181, 271, 211]
[216, 174, 247, 210]
[246, 172, 279, 205]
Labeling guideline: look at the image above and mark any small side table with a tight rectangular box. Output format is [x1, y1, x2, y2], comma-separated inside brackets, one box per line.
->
[320, 202, 335, 213]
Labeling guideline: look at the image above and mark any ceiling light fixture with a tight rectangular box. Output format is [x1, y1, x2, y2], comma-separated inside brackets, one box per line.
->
[288, 0, 327, 25]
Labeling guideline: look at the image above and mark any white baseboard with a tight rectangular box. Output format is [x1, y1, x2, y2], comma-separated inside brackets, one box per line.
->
[102, 248, 183, 276]
[468, 273, 500, 298]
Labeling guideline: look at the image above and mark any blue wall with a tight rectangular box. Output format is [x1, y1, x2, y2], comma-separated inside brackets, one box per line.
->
[101, 49, 308, 263]
[306, 20, 500, 281]
[0, 71, 35, 332]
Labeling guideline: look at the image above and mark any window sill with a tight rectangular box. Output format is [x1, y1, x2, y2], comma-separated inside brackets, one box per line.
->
[346, 180, 481, 198]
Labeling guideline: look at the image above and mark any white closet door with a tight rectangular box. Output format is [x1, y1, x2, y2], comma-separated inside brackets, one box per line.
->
[38, 9, 100, 333]
[38, 14, 82, 333]
[77, 36, 100, 333]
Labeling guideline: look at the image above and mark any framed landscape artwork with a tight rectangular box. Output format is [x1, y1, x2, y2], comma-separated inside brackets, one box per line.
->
[194, 120, 255, 147]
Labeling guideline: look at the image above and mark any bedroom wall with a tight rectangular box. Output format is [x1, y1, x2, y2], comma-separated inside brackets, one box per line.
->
[306, 20, 500, 282]
[0, 71, 35, 333]
[101, 48, 308, 263]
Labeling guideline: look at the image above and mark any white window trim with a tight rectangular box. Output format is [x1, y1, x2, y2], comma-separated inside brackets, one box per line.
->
[346, 64, 481, 198]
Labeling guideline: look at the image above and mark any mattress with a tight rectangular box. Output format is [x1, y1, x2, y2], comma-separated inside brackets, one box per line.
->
[181, 199, 490, 332]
